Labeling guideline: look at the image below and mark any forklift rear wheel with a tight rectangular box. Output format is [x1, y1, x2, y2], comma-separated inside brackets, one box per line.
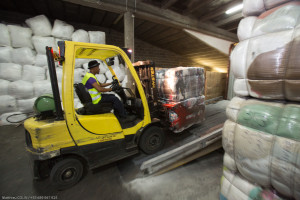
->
[139, 126, 165, 154]
[50, 158, 83, 190]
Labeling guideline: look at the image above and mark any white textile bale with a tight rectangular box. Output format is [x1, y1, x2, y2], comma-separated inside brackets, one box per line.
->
[33, 80, 52, 97]
[0, 46, 13, 63]
[51, 20, 74, 40]
[237, 17, 257, 41]
[74, 68, 85, 83]
[75, 58, 89, 68]
[0, 112, 27, 126]
[8, 80, 34, 99]
[95, 74, 106, 83]
[0, 24, 11, 46]
[230, 40, 248, 79]
[25, 15, 52, 36]
[226, 96, 245, 122]
[74, 98, 83, 109]
[0, 63, 22, 81]
[233, 79, 249, 97]
[235, 124, 274, 187]
[22, 65, 46, 82]
[46, 67, 63, 83]
[105, 70, 113, 81]
[112, 64, 125, 82]
[0, 95, 17, 113]
[32, 36, 56, 54]
[88, 31, 105, 44]
[35, 54, 47, 67]
[12, 47, 36, 65]
[72, 29, 89, 43]
[8, 25, 33, 49]
[222, 120, 236, 157]
[0, 79, 10, 95]
[17, 98, 36, 113]
[243, 0, 265, 17]
[223, 153, 237, 172]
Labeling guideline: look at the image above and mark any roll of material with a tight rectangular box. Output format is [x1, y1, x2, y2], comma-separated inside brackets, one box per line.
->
[8, 25, 33, 49]
[223, 97, 300, 199]
[0, 24, 11, 46]
[25, 15, 52, 37]
[243, 0, 295, 17]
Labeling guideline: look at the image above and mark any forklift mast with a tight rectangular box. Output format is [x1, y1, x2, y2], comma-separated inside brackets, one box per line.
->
[133, 60, 159, 118]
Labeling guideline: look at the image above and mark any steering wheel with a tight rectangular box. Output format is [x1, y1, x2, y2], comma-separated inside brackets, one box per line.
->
[111, 76, 127, 103]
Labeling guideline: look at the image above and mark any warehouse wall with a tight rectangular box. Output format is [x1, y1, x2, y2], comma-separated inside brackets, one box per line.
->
[205, 72, 227, 100]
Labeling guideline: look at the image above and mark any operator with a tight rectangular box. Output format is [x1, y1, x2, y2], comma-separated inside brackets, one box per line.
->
[82, 60, 134, 121]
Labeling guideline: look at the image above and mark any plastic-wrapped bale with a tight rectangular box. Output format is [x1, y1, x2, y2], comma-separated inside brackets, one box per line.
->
[0, 23, 11, 46]
[0, 63, 22, 81]
[75, 58, 89, 69]
[32, 36, 57, 54]
[0, 95, 17, 113]
[46, 67, 63, 82]
[35, 54, 47, 67]
[88, 31, 105, 44]
[51, 19, 74, 40]
[22, 65, 46, 82]
[12, 47, 36, 65]
[220, 167, 283, 200]
[162, 95, 205, 133]
[95, 74, 106, 83]
[156, 67, 205, 102]
[7, 25, 33, 49]
[222, 97, 300, 199]
[112, 64, 125, 82]
[8, 80, 34, 99]
[231, 3, 300, 101]
[0, 79, 10, 95]
[17, 98, 36, 113]
[72, 29, 89, 43]
[243, 0, 295, 17]
[0, 46, 13, 63]
[74, 68, 85, 83]
[25, 15, 52, 36]
[33, 80, 52, 97]
[0, 112, 27, 126]
[238, 2, 300, 41]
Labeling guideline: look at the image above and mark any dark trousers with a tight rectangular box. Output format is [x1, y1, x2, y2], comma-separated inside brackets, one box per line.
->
[100, 94, 126, 117]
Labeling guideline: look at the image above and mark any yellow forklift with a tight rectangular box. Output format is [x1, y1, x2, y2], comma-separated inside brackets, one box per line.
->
[24, 41, 165, 189]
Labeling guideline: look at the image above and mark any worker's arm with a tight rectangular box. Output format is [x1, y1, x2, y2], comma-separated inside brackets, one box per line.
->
[100, 82, 112, 87]
[92, 82, 112, 92]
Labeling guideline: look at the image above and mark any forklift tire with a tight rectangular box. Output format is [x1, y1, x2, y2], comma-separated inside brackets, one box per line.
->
[50, 158, 83, 190]
[139, 126, 165, 154]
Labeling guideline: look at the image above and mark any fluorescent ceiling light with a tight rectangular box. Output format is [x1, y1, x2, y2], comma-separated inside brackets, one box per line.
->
[226, 3, 243, 14]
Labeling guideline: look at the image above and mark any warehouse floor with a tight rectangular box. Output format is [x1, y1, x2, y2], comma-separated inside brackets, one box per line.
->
[0, 100, 228, 200]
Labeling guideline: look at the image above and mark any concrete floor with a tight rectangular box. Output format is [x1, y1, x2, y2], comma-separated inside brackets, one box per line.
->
[0, 101, 227, 200]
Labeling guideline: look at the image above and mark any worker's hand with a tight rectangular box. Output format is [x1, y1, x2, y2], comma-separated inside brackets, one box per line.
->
[112, 78, 119, 85]
[111, 84, 120, 92]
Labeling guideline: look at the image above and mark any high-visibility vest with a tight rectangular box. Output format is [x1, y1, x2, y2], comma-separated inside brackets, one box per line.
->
[82, 72, 102, 104]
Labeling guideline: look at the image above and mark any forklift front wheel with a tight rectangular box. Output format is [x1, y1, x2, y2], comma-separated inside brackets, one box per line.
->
[50, 158, 84, 190]
[139, 126, 165, 154]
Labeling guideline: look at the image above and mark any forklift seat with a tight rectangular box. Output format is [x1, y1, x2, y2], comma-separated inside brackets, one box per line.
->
[74, 83, 113, 115]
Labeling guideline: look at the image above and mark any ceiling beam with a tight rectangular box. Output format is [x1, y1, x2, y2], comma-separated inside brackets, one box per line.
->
[183, 0, 210, 15]
[63, 0, 238, 42]
[199, 0, 242, 22]
[215, 12, 242, 27]
[161, 0, 178, 9]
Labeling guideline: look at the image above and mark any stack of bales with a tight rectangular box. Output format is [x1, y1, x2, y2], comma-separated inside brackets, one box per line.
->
[156, 67, 205, 133]
[0, 15, 111, 125]
[221, 1, 300, 199]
